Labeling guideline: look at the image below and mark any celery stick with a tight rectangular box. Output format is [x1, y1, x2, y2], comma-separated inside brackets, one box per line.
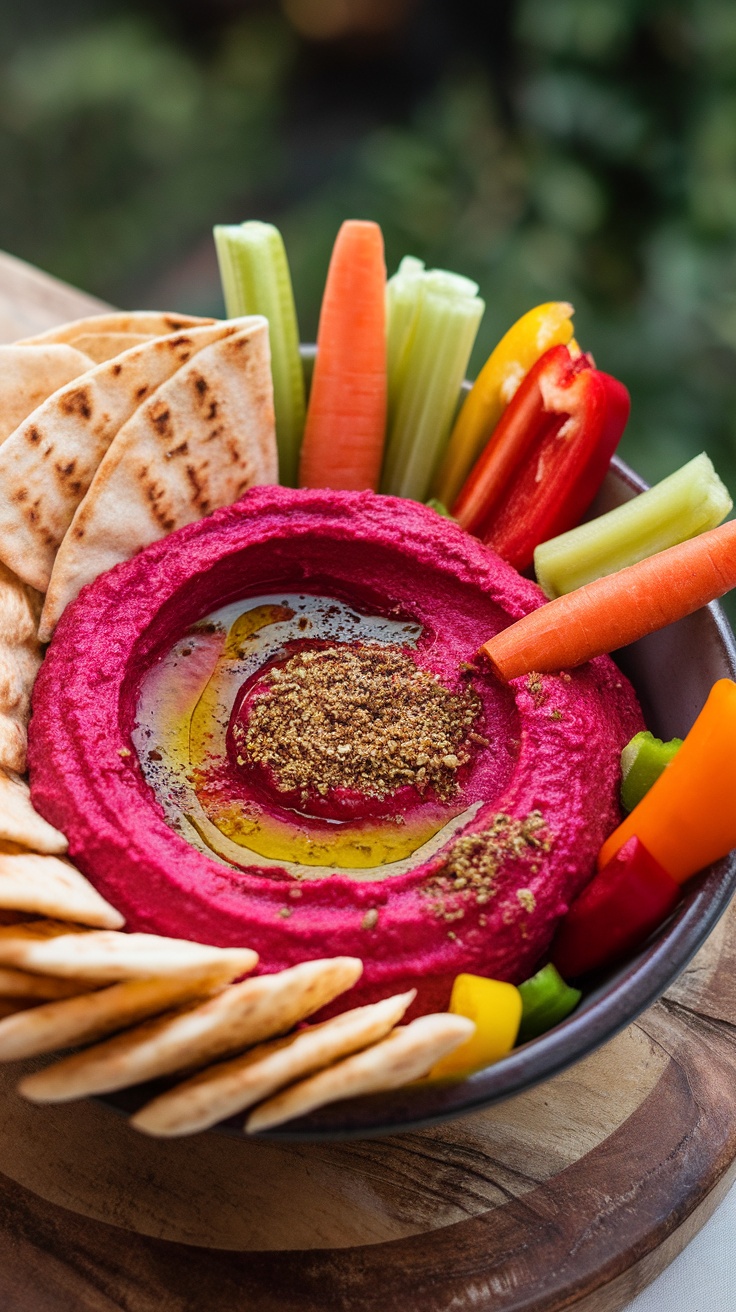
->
[620, 731, 682, 812]
[534, 453, 733, 599]
[214, 221, 305, 487]
[386, 256, 425, 418]
[381, 270, 484, 501]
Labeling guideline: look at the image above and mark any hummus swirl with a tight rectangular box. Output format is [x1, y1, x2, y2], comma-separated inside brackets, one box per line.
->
[28, 489, 642, 1012]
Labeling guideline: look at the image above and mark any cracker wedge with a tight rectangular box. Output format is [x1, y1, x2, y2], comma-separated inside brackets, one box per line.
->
[0, 968, 243, 1061]
[0, 966, 88, 1001]
[133, 989, 416, 1137]
[39, 317, 277, 638]
[0, 562, 43, 773]
[65, 333, 154, 364]
[0, 999, 36, 1020]
[0, 771, 68, 854]
[245, 1014, 475, 1133]
[0, 344, 94, 445]
[20, 311, 214, 347]
[19, 957, 362, 1103]
[0, 320, 247, 593]
[0, 922, 257, 983]
[0, 851, 124, 928]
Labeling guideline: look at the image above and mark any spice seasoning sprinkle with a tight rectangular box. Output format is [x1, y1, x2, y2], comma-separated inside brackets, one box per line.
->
[423, 810, 550, 921]
[238, 644, 482, 802]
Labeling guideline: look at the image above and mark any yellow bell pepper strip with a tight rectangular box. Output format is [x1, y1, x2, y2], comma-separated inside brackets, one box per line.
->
[553, 836, 681, 978]
[453, 345, 630, 571]
[432, 301, 575, 508]
[620, 731, 682, 813]
[517, 964, 581, 1042]
[599, 679, 736, 882]
[430, 973, 522, 1078]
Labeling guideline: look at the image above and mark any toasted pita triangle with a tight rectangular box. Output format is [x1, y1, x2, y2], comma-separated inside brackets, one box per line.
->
[67, 333, 154, 364]
[245, 1014, 475, 1133]
[0, 344, 94, 445]
[0, 968, 245, 1061]
[133, 990, 416, 1137]
[19, 957, 363, 1102]
[39, 317, 277, 638]
[0, 771, 67, 854]
[0, 922, 258, 983]
[0, 320, 247, 593]
[0, 851, 124, 928]
[0, 561, 43, 773]
[20, 311, 214, 347]
[0, 967, 89, 1001]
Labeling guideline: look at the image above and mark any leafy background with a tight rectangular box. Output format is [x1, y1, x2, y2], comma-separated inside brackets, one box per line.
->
[1, 0, 735, 614]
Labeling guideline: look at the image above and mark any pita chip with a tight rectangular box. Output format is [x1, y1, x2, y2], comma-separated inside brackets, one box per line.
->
[0, 923, 257, 983]
[0, 966, 89, 1001]
[0, 344, 94, 445]
[245, 1013, 475, 1133]
[0, 319, 249, 593]
[0, 969, 244, 1062]
[133, 990, 415, 1137]
[0, 770, 68, 854]
[0, 561, 43, 773]
[39, 317, 277, 638]
[19, 956, 362, 1103]
[19, 311, 214, 347]
[0, 851, 124, 928]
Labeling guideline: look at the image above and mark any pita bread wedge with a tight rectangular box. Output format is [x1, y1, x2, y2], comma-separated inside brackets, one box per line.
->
[0, 922, 257, 983]
[19, 956, 362, 1103]
[0, 999, 36, 1020]
[0, 344, 94, 445]
[20, 311, 214, 347]
[0, 561, 43, 773]
[0, 319, 249, 593]
[0, 771, 67, 853]
[245, 1013, 475, 1133]
[39, 317, 277, 638]
[66, 333, 154, 364]
[0, 968, 243, 1061]
[0, 851, 124, 928]
[0, 966, 88, 1001]
[133, 990, 415, 1137]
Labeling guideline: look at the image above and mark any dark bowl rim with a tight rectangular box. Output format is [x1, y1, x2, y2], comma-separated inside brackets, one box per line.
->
[100, 454, 736, 1142]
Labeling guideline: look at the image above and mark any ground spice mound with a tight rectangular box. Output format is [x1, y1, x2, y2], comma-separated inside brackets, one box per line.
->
[423, 811, 550, 922]
[238, 644, 483, 801]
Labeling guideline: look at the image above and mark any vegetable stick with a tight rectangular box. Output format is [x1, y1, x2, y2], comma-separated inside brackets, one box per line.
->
[386, 255, 426, 418]
[598, 679, 736, 882]
[298, 220, 387, 492]
[214, 221, 305, 486]
[433, 301, 574, 508]
[534, 453, 733, 598]
[381, 270, 484, 501]
[481, 518, 736, 682]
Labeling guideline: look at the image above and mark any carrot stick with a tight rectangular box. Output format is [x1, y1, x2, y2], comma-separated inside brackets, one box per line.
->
[481, 518, 736, 682]
[298, 220, 387, 491]
[598, 679, 736, 881]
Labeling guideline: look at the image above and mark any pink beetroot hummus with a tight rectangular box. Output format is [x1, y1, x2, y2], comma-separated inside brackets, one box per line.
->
[28, 488, 643, 1013]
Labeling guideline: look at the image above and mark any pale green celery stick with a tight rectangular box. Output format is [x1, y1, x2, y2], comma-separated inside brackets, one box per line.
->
[534, 453, 733, 599]
[214, 221, 305, 487]
[386, 256, 425, 418]
[381, 271, 484, 501]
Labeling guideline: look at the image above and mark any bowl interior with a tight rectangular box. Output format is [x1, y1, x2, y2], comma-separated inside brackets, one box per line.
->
[103, 456, 736, 1141]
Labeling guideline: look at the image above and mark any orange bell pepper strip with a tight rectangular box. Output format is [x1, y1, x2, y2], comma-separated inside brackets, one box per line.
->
[598, 679, 736, 882]
[430, 973, 522, 1078]
[432, 301, 575, 507]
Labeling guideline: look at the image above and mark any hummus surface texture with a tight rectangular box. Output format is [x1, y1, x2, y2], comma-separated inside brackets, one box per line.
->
[28, 488, 643, 1013]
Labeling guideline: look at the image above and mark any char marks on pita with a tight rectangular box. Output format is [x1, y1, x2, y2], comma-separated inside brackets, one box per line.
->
[39, 316, 277, 639]
[0, 344, 94, 445]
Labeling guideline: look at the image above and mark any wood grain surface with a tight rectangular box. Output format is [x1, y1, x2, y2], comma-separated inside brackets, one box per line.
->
[0, 253, 735, 1312]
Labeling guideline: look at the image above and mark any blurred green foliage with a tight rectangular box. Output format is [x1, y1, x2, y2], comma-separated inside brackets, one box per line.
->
[1, 0, 736, 630]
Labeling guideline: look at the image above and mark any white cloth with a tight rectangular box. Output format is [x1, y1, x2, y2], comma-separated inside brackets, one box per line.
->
[622, 1177, 736, 1310]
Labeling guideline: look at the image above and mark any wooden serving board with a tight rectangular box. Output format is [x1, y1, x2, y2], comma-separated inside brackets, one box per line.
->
[0, 251, 735, 1311]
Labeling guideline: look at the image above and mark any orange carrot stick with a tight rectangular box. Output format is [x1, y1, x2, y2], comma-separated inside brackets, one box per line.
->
[298, 220, 387, 491]
[481, 518, 736, 682]
[598, 679, 736, 881]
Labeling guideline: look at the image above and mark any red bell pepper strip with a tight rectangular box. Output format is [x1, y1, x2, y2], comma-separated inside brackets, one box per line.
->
[551, 835, 681, 979]
[452, 345, 630, 572]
